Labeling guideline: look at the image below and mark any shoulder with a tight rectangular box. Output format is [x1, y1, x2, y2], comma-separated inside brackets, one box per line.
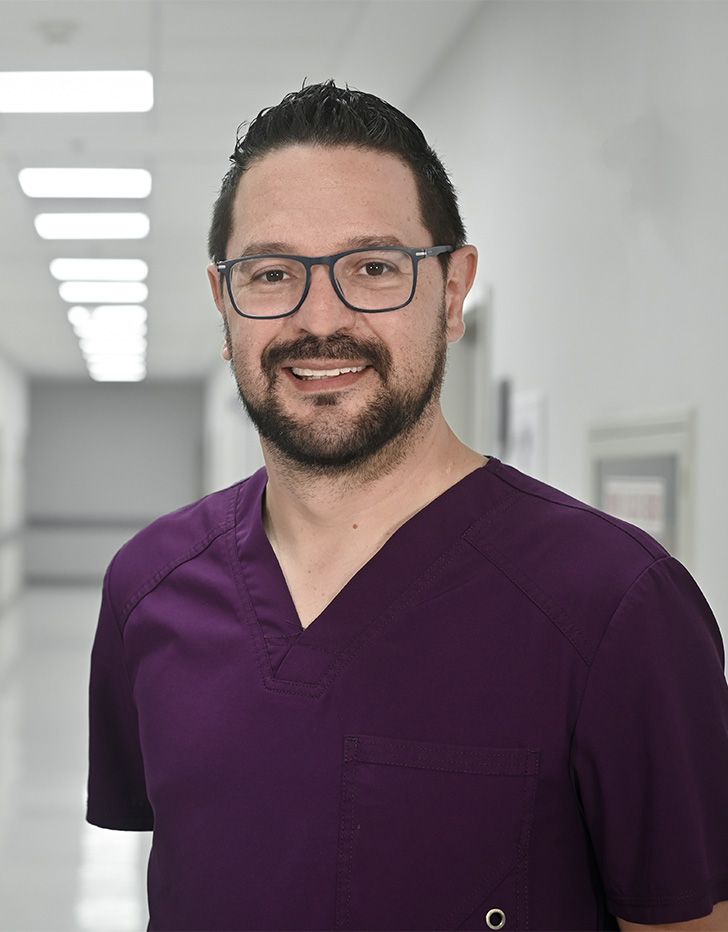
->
[104, 467, 266, 621]
[472, 457, 667, 565]
[467, 460, 685, 662]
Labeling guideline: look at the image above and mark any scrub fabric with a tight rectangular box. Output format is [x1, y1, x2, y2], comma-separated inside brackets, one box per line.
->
[87, 459, 728, 931]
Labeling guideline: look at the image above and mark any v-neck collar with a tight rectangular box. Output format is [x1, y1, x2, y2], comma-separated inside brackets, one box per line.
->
[233, 460, 512, 694]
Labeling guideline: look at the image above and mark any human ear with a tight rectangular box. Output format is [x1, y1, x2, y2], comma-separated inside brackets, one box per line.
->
[444, 245, 478, 344]
[207, 263, 227, 318]
[208, 265, 234, 359]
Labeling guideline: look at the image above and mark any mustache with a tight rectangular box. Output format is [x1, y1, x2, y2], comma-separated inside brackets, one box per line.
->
[262, 333, 392, 379]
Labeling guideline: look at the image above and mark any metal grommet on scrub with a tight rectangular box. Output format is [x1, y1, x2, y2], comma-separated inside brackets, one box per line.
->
[485, 907, 506, 930]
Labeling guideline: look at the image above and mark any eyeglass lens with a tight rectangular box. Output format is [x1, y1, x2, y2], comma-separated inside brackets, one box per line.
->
[228, 248, 416, 317]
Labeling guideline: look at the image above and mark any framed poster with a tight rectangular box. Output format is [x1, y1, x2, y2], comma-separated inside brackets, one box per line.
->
[588, 410, 694, 562]
[510, 389, 547, 482]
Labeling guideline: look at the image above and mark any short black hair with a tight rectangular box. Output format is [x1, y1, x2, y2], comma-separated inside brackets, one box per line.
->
[207, 80, 466, 266]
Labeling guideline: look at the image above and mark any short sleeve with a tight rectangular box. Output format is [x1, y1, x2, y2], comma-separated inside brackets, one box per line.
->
[86, 558, 154, 831]
[571, 556, 728, 925]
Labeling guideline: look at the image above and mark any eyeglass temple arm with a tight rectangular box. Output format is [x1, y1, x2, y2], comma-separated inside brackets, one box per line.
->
[416, 245, 454, 259]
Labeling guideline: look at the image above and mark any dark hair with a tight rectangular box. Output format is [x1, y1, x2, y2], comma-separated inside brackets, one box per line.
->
[207, 80, 466, 266]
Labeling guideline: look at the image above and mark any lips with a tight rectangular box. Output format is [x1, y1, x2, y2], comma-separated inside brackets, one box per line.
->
[290, 365, 368, 381]
[262, 334, 392, 385]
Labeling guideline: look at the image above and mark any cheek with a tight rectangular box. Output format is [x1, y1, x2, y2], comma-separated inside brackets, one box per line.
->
[398, 296, 448, 354]
[383, 325, 441, 378]
[229, 320, 279, 360]
[228, 332, 265, 386]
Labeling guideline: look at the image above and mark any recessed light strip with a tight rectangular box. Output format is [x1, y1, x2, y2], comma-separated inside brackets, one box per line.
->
[0, 71, 153, 113]
[20, 168, 152, 199]
[35, 213, 150, 240]
[59, 281, 149, 304]
[68, 305, 147, 382]
[50, 259, 148, 281]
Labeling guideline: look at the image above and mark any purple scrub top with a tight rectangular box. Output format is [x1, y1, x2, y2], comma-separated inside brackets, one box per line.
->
[88, 459, 728, 930]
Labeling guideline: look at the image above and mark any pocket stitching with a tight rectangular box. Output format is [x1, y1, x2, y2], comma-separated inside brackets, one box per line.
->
[441, 755, 538, 931]
[337, 736, 357, 931]
[337, 736, 540, 932]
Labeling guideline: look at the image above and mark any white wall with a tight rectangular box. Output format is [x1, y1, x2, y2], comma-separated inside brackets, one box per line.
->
[410, 0, 728, 631]
[26, 380, 204, 584]
[0, 356, 28, 683]
[0, 358, 27, 604]
[204, 363, 265, 495]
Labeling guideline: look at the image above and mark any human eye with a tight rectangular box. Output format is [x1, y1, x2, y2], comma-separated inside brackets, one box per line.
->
[254, 267, 288, 284]
[237, 257, 301, 288]
[349, 250, 407, 280]
[361, 260, 391, 277]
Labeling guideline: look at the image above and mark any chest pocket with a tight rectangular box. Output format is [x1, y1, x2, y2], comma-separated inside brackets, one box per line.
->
[336, 736, 539, 931]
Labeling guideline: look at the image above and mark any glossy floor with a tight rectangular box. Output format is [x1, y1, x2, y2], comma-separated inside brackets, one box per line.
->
[0, 587, 150, 932]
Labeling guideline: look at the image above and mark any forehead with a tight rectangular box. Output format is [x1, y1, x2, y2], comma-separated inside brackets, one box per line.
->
[228, 145, 427, 253]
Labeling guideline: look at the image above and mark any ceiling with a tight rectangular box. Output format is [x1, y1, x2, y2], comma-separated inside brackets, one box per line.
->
[0, 0, 483, 381]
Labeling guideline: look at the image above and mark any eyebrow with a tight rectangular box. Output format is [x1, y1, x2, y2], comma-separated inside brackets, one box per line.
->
[232, 235, 410, 259]
[237, 241, 289, 258]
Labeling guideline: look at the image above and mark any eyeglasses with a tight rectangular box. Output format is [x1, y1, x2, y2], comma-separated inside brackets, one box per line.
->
[216, 245, 453, 319]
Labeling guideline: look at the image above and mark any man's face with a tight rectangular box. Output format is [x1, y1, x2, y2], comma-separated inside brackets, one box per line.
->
[209, 145, 474, 475]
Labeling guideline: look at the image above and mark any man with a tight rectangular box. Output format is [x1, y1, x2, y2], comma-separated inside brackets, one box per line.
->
[87, 82, 728, 931]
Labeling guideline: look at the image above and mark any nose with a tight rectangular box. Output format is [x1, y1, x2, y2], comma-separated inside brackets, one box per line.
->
[291, 264, 357, 336]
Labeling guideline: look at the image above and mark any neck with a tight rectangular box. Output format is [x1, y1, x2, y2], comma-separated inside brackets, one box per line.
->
[261, 408, 486, 547]
[260, 407, 486, 628]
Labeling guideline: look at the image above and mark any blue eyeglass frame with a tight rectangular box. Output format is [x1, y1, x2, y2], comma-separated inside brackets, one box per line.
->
[216, 245, 454, 319]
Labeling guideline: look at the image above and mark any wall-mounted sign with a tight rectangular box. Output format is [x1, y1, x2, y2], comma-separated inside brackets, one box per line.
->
[588, 411, 693, 563]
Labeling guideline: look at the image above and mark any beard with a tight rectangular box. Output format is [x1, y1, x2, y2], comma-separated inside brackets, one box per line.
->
[225, 311, 448, 477]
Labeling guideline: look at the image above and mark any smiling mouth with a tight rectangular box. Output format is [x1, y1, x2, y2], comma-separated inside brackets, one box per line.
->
[290, 365, 368, 381]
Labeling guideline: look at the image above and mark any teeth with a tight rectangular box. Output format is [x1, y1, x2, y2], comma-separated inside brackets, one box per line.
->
[291, 365, 366, 380]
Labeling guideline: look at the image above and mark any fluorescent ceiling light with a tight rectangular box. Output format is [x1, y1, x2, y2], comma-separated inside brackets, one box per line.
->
[68, 305, 147, 382]
[68, 305, 147, 331]
[50, 258, 148, 281]
[83, 366, 146, 380]
[81, 340, 148, 356]
[87, 356, 146, 377]
[59, 281, 148, 304]
[35, 213, 150, 239]
[0, 71, 153, 113]
[84, 347, 147, 362]
[68, 305, 147, 327]
[19, 168, 152, 199]
[87, 358, 146, 382]
[89, 370, 146, 383]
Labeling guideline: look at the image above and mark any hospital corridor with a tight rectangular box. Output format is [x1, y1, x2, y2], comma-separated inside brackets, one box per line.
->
[0, 587, 149, 930]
